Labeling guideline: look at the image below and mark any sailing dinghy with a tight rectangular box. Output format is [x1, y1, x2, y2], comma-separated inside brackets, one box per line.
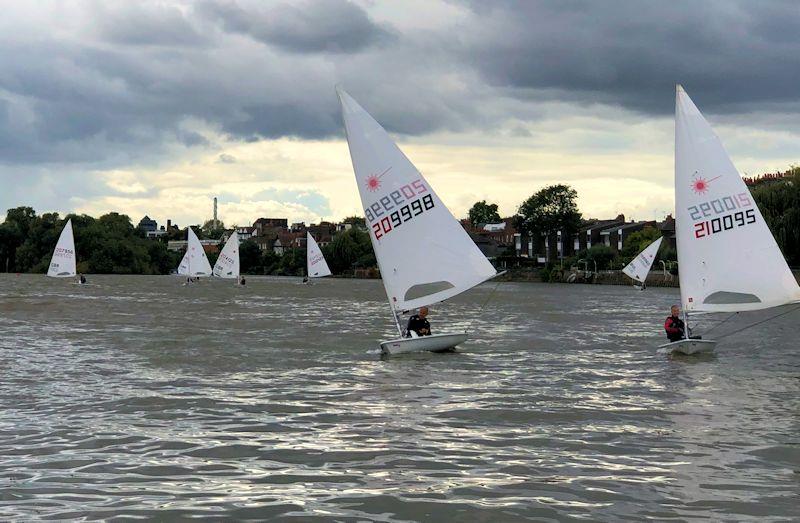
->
[213, 231, 242, 284]
[47, 218, 77, 280]
[337, 87, 499, 355]
[306, 231, 332, 282]
[622, 237, 663, 290]
[660, 85, 800, 355]
[177, 227, 213, 280]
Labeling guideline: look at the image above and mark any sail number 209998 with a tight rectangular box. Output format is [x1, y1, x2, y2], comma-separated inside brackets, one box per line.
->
[371, 194, 434, 240]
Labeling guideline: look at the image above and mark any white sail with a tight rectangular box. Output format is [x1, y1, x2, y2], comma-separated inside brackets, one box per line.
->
[306, 232, 332, 278]
[622, 237, 663, 283]
[213, 232, 240, 279]
[338, 87, 497, 311]
[177, 227, 213, 277]
[675, 85, 800, 312]
[47, 219, 77, 278]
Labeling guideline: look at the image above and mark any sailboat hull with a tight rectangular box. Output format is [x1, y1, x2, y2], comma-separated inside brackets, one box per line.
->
[658, 339, 717, 355]
[380, 332, 468, 355]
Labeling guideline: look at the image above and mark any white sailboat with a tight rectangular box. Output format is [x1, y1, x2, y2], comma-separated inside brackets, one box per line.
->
[337, 87, 498, 355]
[177, 227, 213, 279]
[622, 236, 663, 290]
[47, 218, 77, 279]
[213, 231, 241, 283]
[659, 85, 800, 355]
[306, 231, 332, 281]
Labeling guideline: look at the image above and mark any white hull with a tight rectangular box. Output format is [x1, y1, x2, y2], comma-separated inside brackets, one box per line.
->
[658, 339, 717, 355]
[380, 332, 468, 355]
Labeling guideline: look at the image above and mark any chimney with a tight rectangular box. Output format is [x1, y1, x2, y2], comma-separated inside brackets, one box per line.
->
[213, 197, 218, 229]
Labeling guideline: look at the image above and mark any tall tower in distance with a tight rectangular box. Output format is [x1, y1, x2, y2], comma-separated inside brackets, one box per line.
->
[213, 197, 218, 229]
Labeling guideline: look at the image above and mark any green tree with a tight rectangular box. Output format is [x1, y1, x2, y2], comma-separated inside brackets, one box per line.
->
[516, 184, 582, 240]
[239, 240, 263, 273]
[1, 206, 38, 271]
[751, 168, 800, 266]
[621, 227, 664, 260]
[581, 245, 617, 270]
[325, 227, 374, 274]
[468, 200, 501, 226]
[342, 216, 366, 228]
[278, 248, 304, 275]
[201, 219, 226, 240]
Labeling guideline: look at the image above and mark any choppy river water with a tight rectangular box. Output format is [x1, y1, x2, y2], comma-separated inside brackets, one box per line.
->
[0, 274, 798, 521]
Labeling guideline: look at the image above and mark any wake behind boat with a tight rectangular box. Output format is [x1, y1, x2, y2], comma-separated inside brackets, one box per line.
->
[337, 87, 499, 355]
[659, 85, 800, 355]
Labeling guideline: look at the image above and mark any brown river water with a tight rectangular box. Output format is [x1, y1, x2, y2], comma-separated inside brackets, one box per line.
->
[0, 274, 798, 521]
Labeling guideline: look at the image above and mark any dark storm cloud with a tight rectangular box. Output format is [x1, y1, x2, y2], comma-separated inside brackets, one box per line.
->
[94, 3, 211, 47]
[197, 0, 392, 53]
[456, 0, 800, 114]
[2, 0, 800, 175]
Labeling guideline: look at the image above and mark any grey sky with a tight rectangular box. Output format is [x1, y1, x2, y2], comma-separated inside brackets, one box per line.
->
[1, 0, 799, 223]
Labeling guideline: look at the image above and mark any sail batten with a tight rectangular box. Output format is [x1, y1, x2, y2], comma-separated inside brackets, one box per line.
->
[306, 232, 332, 278]
[675, 85, 800, 313]
[47, 219, 77, 278]
[213, 232, 240, 279]
[337, 87, 496, 311]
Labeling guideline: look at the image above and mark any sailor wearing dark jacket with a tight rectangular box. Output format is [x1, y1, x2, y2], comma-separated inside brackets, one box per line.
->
[406, 306, 431, 337]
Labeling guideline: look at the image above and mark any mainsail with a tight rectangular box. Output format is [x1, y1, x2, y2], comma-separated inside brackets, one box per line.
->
[622, 237, 663, 283]
[177, 227, 213, 277]
[338, 87, 496, 312]
[306, 232, 332, 278]
[47, 219, 77, 278]
[213, 232, 240, 279]
[675, 85, 800, 312]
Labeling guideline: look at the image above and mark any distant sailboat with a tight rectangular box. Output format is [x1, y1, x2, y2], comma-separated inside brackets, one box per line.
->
[47, 218, 77, 279]
[213, 231, 241, 284]
[337, 87, 498, 355]
[659, 85, 800, 355]
[177, 227, 213, 279]
[622, 237, 663, 290]
[306, 231, 331, 282]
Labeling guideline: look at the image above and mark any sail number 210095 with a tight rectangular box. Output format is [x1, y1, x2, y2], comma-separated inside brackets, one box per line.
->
[689, 192, 755, 239]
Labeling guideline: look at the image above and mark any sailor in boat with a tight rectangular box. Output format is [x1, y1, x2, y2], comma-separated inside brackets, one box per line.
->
[405, 306, 431, 337]
[78, 274, 87, 285]
[664, 305, 685, 342]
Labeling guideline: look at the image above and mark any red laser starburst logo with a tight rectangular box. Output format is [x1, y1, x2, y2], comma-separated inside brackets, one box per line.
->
[365, 166, 392, 192]
[690, 173, 721, 195]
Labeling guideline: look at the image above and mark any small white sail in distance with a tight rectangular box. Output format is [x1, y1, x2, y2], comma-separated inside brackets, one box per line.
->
[307, 232, 332, 278]
[675, 85, 800, 312]
[213, 231, 240, 279]
[337, 87, 497, 312]
[47, 219, 77, 278]
[177, 227, 213, 277]
[622, 236, 663, 283]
